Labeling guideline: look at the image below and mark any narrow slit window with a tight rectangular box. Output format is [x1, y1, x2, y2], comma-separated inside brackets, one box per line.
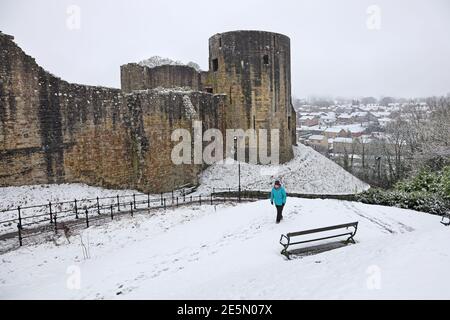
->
[212, 58, 219, 72]
[253, 116, 256, 129]
[263, 55, 269, 65]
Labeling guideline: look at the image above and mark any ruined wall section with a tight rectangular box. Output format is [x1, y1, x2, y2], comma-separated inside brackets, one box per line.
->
[0, 32, 226, 192]
[121, 63, 202, 93]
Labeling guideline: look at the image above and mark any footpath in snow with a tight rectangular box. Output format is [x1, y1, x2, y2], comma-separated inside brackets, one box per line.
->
[0, 197, 448, 299]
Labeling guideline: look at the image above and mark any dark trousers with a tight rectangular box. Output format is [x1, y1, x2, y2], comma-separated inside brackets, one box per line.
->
[276, 204, 284, 222]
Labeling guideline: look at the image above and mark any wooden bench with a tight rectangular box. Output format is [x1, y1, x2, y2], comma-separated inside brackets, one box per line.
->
[280, 221, 358, 259]
[441, 213, 450, 226]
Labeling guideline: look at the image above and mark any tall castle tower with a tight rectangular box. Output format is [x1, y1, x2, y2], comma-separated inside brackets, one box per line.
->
[206, 30, 296, 163]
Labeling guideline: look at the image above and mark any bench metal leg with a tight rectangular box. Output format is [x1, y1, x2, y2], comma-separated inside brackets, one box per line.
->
[345, 225, 358, 244]
[345, 235, 356, 244]
[281, 246, 291, 260]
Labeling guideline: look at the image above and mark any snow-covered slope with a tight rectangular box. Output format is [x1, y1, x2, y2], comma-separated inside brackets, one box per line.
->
[1, 198, 448, 299]
[0, 184, 141, 212]
[197, 144, 369, 194]
[0, 184, 143, 234]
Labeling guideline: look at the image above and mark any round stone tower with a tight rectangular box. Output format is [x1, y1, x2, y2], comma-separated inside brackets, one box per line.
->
[207, 30, 295, 164]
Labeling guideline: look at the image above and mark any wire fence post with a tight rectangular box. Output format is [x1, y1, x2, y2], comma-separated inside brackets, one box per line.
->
[130, 202, 133, 217]
[171, 190, 174, 203]
[17, 206, 22, 230]
[53, 213, 58, 234]
[133, 194, 136, 209]
[85, 209, 89, 228]
[74, 199, 78, 219]
[176, 196, 179, 207]
[199, 195, 202, 206]
[49, 202, 53, 224]
[183, 190, 185, 202]
[17, 224, 22, 246]
[96, 197, 100, 215]
[117, 195, 120, 211]
[160, 193, 163, 205]
[210, 193, 213, 205]
[110, 205, 114, 220]
[163, 198, 166, 210]
[147, 193, 150, 208]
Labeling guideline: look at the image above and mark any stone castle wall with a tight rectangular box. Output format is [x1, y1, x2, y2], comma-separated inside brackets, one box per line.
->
[0, 32, 226, 192]
[1, 29, 296, 192]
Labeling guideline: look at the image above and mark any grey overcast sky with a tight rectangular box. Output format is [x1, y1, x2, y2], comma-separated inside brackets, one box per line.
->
[1, 0, 449, 98]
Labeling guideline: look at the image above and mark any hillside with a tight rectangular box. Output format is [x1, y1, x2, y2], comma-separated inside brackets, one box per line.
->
[197, 144, 369, 194]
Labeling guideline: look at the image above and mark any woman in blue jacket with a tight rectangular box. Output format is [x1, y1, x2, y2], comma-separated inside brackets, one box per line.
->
[270, 180, 286, 223]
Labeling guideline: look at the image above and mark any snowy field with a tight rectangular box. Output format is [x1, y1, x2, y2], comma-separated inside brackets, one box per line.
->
[197, 144, 369, 194]
[1, 197, 449, 299]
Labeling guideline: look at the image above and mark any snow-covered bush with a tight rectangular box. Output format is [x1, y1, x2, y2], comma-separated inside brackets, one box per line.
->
[356, 188, 449, 216]
[394, 166, 450, 198]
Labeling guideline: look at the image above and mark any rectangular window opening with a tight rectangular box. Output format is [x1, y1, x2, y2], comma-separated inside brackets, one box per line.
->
[212, 58, 219, 72]
[263, 55, 269, 65]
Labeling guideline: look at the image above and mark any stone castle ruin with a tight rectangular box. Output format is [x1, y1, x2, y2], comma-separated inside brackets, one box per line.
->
[0, 30, 296, 192]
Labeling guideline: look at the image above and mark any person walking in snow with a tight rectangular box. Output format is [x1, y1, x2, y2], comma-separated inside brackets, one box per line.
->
[270, 180, 286, 224]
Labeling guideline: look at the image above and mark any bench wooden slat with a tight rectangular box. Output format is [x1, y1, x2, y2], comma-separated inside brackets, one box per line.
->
[289, 232, 353, 246]
[280, 221, 358, 259]
[287, 222, 358, 237]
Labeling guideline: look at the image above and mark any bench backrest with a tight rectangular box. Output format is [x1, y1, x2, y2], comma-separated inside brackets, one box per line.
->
[287, 222, 358, 238]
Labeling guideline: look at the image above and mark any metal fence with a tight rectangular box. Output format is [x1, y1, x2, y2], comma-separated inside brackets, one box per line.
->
[0, 186, 357, 248]
[0, 187, 268, 247]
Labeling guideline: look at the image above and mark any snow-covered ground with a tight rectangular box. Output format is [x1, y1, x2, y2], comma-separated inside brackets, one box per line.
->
[0, 183, 194, 234]
[0, 183, 141, 212]
[197, 144, 369, 194]
[0, 144, 367, 235]
[0, 184, 142, 234]
[1, 197, 448, 299]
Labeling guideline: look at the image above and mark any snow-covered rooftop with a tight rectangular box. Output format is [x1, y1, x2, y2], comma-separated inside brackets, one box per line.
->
[308, 134, 326, 141]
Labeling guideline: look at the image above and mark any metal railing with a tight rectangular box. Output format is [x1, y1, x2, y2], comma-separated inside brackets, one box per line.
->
[0, 187, 266, 247]
[0, 186, 359, 248]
